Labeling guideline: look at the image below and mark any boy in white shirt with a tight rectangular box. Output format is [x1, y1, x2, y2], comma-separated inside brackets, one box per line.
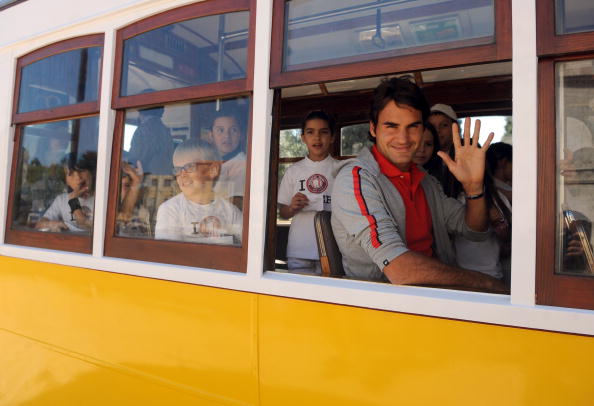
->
[278, 111, 338, 274]
[155, 139, 242, 245]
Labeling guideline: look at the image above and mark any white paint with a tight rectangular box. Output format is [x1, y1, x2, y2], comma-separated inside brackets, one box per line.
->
[510, 0, 538, 306]
[0, 0, 593, 337]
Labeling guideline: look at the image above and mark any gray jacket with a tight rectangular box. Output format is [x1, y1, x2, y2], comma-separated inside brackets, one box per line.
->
[331, 147, 489, 282]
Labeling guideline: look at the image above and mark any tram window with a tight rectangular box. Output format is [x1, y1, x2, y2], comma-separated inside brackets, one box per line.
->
[115, 97, 249, 245]
[555, 0, 594, 35]
[340, 123, 372, 156]
[5, 35, 103, 253]
[537, 57, 594, 310]
[281, 0, 495, 72]
[105, 1, 255, 272]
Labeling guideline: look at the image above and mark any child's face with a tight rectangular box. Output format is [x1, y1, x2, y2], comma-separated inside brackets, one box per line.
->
[65, 168, 93, 197]
[173, 152, 220, 198]
[412, 128, 434, 166]
[301, 118, 334, 161]
[211, 116, 242, 157]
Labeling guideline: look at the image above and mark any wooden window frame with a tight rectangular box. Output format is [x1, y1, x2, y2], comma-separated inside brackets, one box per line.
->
[104, 0, 257, 272]
[536, 0, 594, 57]
[5, 34, 105, 253]
[270, 0, 511, 88]
[536, 55, 594, 310]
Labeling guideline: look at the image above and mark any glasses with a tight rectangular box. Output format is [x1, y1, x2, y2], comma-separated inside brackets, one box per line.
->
[172, 161, 215, 176]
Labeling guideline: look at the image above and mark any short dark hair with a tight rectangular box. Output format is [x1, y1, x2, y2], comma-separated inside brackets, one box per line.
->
[369, 77, 430, 128]
[63, 150, 97, 172]
[210, 108, 244, 133]
[300, 110, 335, 135]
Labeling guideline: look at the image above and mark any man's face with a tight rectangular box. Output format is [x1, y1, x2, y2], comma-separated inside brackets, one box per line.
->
[370, 101, 424, 171]
[428, 113, 454, 151]
[210, 116, 241, 156]
[173, 152, 220, 198]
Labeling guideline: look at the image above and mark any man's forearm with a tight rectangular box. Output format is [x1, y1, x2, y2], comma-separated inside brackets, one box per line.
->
[384, 251, 505, 292]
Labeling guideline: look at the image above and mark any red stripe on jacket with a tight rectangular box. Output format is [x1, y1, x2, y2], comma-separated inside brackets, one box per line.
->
[352, 166, 382, 248]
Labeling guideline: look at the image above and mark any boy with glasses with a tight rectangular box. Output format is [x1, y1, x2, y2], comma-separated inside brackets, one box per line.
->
[154, 139, 242, 244]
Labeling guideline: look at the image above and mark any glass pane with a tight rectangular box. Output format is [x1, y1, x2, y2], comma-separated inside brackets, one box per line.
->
[12, 117, 99, 235]
[283, 0, 494, 71]
[340, 123, 373, 156]
[279, 128, 307, 158]
[18, 47, 102, 113]
[556, 60, 594, 276]
[555, 0, 594, 35]
[121, 11, 249, 96]
[117, 97, 249, 245]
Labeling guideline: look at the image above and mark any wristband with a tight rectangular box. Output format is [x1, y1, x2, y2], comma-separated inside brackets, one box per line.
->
[68, 198, 82, 213]
[465, 190, 485, 200]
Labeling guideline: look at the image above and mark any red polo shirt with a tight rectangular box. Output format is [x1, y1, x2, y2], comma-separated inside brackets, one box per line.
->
[371, 146, 433, 257]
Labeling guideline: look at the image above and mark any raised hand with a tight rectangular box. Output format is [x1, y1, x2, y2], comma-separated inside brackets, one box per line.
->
[289, 192, 309, 214]
[122, 160, 144, 187]
[437, 117, 494, 195]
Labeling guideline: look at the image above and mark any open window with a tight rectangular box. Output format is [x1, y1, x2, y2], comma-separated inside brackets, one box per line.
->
[5, 35, 104, 253]
[104, 0, 256, 272]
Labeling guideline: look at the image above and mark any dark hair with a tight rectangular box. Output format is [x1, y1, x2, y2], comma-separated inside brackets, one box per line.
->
[300, 110, 335, 135]
[421, 121, 442, 174]
[210, 108, 245, 133]
[63, 150, 97, 172]
[369, 77, 430, 128]
[485, 142, 513, 225]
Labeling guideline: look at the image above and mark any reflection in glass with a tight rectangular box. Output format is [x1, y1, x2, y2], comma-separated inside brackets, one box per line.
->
[18, 47, 102, 113]
[279, 128, 307, 158]
[555, 0, 594, 35]
[556, 60, 594, 276]
[12, 117, 99, 234]
[121, 11, 249, 96]
[283, 0, 494, 71]
[341, 123, 373, 156]
[117, 97, 249, 245]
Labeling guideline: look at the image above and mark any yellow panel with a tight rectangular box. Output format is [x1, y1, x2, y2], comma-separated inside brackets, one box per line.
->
[0, 256, 258, 406]
[259, 295, 594, 406]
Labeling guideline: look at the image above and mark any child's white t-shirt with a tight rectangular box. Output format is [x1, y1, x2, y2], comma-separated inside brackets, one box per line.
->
[278, 155, 337, 260]
[42, 193, 94, 232]
[214, 151, 246, 200]
[155, 194, 242, 244]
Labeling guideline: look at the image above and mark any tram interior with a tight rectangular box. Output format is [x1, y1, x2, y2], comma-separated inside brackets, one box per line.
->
[270, 62, 514, 276]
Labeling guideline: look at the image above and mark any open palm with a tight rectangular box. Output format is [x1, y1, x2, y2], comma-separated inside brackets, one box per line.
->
[437, 117, 494, 194]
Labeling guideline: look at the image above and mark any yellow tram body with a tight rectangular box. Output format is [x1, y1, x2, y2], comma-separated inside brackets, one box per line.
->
[2, 256, 594, 405]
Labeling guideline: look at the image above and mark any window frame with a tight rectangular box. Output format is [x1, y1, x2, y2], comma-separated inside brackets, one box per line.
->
[536, 54, 594, 310]
[103, 0, 257, 272]
[269, 0, 511, 88]
[4, 34, 104, 253]
[536, 0, 594, 57]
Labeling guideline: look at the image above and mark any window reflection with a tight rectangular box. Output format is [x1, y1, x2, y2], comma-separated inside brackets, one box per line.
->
[556, 60, 594, 275]
[12, 117, 99, 234]
[341, 123, 373, 156]
[117, 97, 249, 245]
[18, 47, 102, 113]
[121, 11, 249, 96]
[283, 0, 494, 71]
[555, 0, 594, 35]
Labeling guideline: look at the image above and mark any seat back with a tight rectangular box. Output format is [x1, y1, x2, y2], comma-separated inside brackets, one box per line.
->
[314, 211, 345, 277]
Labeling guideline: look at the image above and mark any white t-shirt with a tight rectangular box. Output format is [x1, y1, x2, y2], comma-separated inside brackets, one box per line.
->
[155, 194, 242, 245]
[42, 193, 94, 233]
[278, 155, 337, 260]
[214, 151, 246, 200]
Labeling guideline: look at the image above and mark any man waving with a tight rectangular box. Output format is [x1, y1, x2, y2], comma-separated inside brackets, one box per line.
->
[331, 78, 506, 293]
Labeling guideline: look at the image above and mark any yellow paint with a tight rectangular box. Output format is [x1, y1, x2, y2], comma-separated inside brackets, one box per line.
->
[1, 256, 594, 405]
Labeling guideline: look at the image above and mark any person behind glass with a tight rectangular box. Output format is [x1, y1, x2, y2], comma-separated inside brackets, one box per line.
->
[414, 122, 504, 281]
[117, 160, 151, 237]
[128, 104, 175, 175]
[278, 110, 338, 275]
[485, 142, 513, 282]
[209, 109, 246, 210]
[428, 103, 463, 198]
[155, 139, 242, 244]
[331, 78, 507, 292]
[35, 151, 96, 233]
